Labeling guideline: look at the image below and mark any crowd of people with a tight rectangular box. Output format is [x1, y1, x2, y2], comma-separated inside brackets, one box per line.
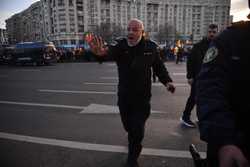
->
[53, 44, 190, 63]
[55, 47, 95, 62]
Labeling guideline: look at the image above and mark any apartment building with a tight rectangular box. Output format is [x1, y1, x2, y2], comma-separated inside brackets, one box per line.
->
[6, 1, 44, 44]
[6, 0, 231, 45]
[0, 29, 8, 44]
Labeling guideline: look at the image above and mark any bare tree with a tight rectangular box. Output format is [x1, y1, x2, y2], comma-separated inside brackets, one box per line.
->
[92, 22, 112, 42]
[90, 22, 124, 43]
[111, 23, 126, 39]
[155, 24, 176, 44]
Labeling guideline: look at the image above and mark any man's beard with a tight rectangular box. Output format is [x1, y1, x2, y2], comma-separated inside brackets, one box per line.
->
[127, 35, 142, 47]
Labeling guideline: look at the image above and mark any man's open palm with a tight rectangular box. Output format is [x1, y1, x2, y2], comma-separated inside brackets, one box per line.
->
[85, 33, 107, 56]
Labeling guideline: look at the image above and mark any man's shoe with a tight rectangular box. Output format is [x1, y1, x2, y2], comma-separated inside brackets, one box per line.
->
[180, 117, 196, 128]
[189, 144, 208, 167]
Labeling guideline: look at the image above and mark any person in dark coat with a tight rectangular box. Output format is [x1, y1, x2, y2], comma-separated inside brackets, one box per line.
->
[175, 47, 183, 64]
[85, 18, 175, 167]
[196, 6, 250, 167]
[180, 24, 218, 128]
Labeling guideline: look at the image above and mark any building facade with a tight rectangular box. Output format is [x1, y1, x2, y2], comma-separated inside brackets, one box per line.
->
[0, 29, 8, 44]
[6, 1, 44, 44]
[6, 0, 231, 45]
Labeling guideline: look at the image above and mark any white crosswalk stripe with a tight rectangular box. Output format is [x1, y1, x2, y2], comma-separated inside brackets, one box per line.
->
[172, 73, 186, 76]
[38, 89, 116, 94]
[0, 132, 206, 159]
[84, 82, 188, 87]
[80, 103, 164, 114]
[0, 101, 165, 114]
[0, 100, 85, 109]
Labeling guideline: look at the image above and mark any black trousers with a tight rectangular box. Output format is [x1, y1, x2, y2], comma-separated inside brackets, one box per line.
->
[182, 81, 196, 119]
[118, 95, 150, 163]
[152, 69, 157, 82]
[206, 143, 220, 167]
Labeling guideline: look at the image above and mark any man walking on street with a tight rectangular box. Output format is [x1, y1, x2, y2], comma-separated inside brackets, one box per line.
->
[85, 18, 175, 167]
[180, 24, 218, 128]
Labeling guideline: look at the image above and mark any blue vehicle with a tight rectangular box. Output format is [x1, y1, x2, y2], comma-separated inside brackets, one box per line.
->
[11, 42, 57, 66]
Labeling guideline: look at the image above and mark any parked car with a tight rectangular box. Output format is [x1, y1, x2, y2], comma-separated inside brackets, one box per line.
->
[11, 42, 57, 66]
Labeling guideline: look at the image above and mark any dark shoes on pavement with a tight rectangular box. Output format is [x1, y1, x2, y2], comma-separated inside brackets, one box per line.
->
[180, 117, 196, 128]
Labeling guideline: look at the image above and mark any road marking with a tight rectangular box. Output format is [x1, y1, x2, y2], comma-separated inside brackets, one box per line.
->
[15, 69, 42, 72]
[153, 83, 189, 87]
[80, 103, 164, 114]
[100, 77, 118, 80]
[0, 101, 164, 114]
[0, 100, 85, 110]
[105, 63, 116, 66]
[85, 82, 117, 86]
[38, 89, 116, 95]
[173, 73, 186, 76]
[0, 132, 206, 159]
[84, 82, 188, 87]
[106, 62, 185, 68]
[100, 73, 186, 80]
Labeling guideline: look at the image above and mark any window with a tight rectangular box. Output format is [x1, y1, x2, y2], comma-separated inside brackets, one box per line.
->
[76, 0, 83, 5]
[60, 40, 67, 45]
[60, 28, 66, 32]
[59, 13, 66, 17]
[77, 6, 83, 11]
[59, 16, 66, 21]
[69, 0, 73, 6]
[78, 16, 84, 21]
[79, 40, 84, 44]
[58, 0, 65, 6]
[78, 25, 84, 32]
[59, 23, 66, 26]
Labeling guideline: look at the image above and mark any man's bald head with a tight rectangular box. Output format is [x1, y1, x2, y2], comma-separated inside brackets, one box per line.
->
[128, 18, 144, 31]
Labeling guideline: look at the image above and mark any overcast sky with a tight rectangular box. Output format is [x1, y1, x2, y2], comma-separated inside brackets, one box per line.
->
[0, 0, 249, 29]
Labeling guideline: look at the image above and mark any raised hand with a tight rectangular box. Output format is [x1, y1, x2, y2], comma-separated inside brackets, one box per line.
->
[85, 33, 107, 56]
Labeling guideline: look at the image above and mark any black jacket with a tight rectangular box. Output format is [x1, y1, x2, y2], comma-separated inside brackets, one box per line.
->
[186, 38, 210, 79]
[106, 37, 172, 99]
[196, 21, 250, 147]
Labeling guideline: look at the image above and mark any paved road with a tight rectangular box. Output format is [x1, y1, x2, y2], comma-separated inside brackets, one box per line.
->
[0, 62, 206, 167]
